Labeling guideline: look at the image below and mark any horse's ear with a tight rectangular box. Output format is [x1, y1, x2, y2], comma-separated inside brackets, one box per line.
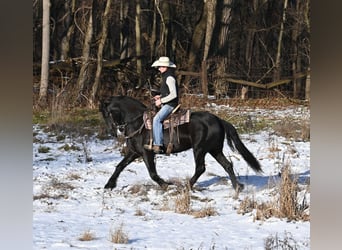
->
[99, 97, 112, 111]
[108, 107, 121, 116]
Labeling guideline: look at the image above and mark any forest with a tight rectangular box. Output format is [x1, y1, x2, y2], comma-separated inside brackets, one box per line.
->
[33, 0, 310, 109]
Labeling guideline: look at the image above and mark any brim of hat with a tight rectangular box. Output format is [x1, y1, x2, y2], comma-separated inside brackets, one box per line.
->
[151, 61, 176, 68]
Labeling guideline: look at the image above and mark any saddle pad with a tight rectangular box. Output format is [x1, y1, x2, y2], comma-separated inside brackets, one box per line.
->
[143, 109, 191, 130]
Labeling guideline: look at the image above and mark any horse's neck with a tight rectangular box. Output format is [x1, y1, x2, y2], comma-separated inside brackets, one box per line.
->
[123, 109, 144, 126]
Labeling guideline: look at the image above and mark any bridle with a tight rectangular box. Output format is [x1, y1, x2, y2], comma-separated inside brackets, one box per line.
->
[108, 112, 144, 139]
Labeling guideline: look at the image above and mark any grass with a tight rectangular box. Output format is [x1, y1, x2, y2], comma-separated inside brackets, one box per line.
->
[264, 231, 301, 250]
[33, 107, 106, 138]
[155, 180, 218, 218]
[174, 184, 192, 214]
[78, 230, 96, 241]
[110, 224, 129, 244]
[33, 96, 310, 140]
[237, 162, 310, 222]
[192, 204, 218, 218]
[33, 176, 75, 201]
[58, 143, 81, 151]
[38, 146, 50, 153]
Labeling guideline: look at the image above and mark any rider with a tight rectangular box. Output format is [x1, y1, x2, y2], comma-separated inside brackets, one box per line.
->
[144, 56, 179, 154]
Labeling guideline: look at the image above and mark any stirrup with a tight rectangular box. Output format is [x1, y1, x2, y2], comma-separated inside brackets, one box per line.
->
[153, 145, 164, 154]
[144, 144, 153, 150]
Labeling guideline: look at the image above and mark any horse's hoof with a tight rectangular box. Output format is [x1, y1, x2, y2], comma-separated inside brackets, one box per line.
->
[237, 183, 244, 192]
[159, 183, 170, 191]
[104, 183, 115, 190]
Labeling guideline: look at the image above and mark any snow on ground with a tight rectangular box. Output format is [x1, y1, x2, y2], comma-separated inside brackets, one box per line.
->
[33, 104, 310, 250]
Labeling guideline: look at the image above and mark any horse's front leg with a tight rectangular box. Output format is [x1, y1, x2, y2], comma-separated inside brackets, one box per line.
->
[104, 151, 139, 190]
[142, 152, 171, 190]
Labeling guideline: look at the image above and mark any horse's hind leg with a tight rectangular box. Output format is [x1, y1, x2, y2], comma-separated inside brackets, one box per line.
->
[211, 151, 244, 192]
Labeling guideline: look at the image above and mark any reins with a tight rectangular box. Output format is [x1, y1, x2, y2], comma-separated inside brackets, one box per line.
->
[109, 112, 145, 139]
[125, 122, 145, 139]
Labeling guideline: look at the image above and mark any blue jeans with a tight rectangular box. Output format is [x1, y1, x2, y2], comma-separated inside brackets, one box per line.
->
[153, 104, 174, 146]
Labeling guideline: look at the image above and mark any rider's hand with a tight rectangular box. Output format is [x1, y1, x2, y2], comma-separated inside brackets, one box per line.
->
[155, 98, 162, 107]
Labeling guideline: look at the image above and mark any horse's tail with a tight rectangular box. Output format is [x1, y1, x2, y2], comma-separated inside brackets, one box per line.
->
[221, 119, 263, 173]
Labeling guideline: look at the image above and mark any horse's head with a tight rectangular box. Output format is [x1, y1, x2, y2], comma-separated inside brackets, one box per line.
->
[99, 96, 147, 137]
[99, 97, 123, 137]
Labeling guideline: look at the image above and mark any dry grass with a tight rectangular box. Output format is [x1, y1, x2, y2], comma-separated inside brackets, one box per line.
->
[33, 177, 75, 201]
[38, 146, 50, 153]
[134, 208, 145, 216]
[272, 117, 310, 142]
[78, 230, 96, 241]
[110, 224, 129, 244]
[278, 164, 299, 220]
[237, 163, 309, 222]
[237, 196, 258, 215]
[264, 231, 300, 250]
[174, 185, 191, 214]
[49, 177, 75, 191]
[156, 180, 218, 218]
[255, 201, 280, 221]
[67, 172, 82, 181]
[192, 204, 218, 218]
[128, 184, 149, 196]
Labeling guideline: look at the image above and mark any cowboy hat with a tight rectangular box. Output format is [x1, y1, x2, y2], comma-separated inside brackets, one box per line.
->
[151, 56, 176, 68]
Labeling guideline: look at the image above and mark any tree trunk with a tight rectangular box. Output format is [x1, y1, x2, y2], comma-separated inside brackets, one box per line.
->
[39, 0, 50, 108]
[203, 0, 216, 61]
[154, 0, 170, 55]
[304, 0, 310, 102]
[60, 0, 76, 60]
[160, 0, 171, 55]
[217, 0, 232, 53]
[273, 0, 288, 82]
[90, 0, 112, 108]
[75, 5, 93, 102]
[292, 0, 300, 98]
[202, 0, 216, 97]
[120, 0, 129, 59]
[135, 0, 142, 88]
[305, 67, 310, 102]
[188, 2, 207, 71]
[245, 0, 258, 77]
[150, 1, 157, 58]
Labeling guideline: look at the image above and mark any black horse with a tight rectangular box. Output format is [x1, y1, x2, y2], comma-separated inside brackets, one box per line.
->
[99, 96, 262, 193]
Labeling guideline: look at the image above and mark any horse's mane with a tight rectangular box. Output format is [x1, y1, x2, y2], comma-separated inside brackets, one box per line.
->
[120, 96, 147, 109]
[110, 96, 147, 114]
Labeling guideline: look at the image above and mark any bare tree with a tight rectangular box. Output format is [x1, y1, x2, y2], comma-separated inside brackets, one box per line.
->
[273, 0, 288, 81]
[154, 0, 171, 55]
[203, 0, 216, 61]
[75, 4, 93, 102]
[188, 1, 207, 72]
[60, 0, 76, 60]
[304, 1, 310, 101]
[150, 1, 157, 58]
[120, 0, 129, 59]
[39, 0, 50, 107]
[33, 0, 311, 105]
[90, 0, 112, 107]
[202, 0, 217, 96]
[135, 0, 142, 88]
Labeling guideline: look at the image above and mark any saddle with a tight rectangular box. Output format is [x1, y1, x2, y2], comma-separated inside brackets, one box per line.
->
[143, 105, 191, 155]
[143, 105, 190, 130]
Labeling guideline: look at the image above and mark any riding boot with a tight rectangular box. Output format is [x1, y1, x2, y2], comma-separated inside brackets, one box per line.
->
[144, 144, 164, 154]
[144, 144, 153, 150]
[152, 145, 164, 154]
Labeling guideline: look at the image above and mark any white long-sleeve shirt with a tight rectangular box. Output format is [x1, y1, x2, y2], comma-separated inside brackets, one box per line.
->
[161, 76, 177, 104]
